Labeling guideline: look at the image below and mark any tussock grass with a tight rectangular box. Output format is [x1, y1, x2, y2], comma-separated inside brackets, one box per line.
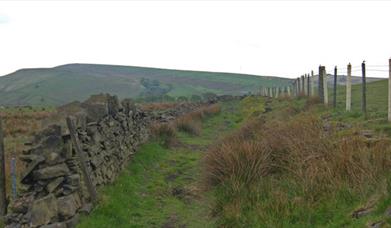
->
[175, 104, 221, 136]
[150, 123, 178, 148]
[203, 105, 391, 226]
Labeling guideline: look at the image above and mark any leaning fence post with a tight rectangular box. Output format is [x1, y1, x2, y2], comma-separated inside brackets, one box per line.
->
[66, 117, 98, 204]
[0, 117, 6, 216]
[346, 63, 352, 111]
[388, 58, 391, 122]
[333, 66, 337, 108]
[362, 61, 367, 118]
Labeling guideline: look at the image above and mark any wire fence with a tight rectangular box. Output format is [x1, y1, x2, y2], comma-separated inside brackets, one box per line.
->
[259, 59, 391, 121]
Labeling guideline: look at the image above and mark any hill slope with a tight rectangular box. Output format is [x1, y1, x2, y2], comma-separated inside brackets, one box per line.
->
[0, 64, 292, 106]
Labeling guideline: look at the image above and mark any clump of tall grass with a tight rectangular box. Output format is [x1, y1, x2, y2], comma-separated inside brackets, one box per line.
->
[150, 123, 177, 148]
[203, 112, 391, 226]
[175, 104, 221, 136]
[175, 116, 202, 136]
[205, 113, 391, 197]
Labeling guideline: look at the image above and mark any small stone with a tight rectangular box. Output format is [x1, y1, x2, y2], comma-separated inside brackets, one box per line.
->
[20, 155, 45, 183]
[64, 214, 80, 228]
[57, 193, 81, 219]
[79, 203, 93, 215]
[65, 174, 80, 187]
[46, 177, 64, 193]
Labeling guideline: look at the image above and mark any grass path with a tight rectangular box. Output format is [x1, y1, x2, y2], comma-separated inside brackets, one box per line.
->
[78, 101, 243, 228]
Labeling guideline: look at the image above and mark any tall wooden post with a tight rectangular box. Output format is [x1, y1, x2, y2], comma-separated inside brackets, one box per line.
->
[362, 61, 367, 118]
[287, 85, 291, 97]
[323, 67, 328, 105]
[301, 75, 305, 95]
[66, 117, 98, 203]
[333, 66, 337, 108]
[388, 59, 391, 122]
[346, 63, 352, 111]
[318, 66, 324, 103]
[304, 74, 308, 95]
[307, 73, 310, 96]
[311, 70, 315, 96]
[0, 117, 6, 216]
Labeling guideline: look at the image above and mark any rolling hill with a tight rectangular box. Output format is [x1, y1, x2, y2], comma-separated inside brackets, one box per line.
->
[0, 64, 292, 106]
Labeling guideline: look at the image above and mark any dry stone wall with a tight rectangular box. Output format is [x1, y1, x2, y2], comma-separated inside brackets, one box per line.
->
[4, 94, 214, 228]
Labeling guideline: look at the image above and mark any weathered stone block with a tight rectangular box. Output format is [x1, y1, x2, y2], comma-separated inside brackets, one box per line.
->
[34, 164, 70, 180]
[20, 155, 45, 183]
[30, 194, 58, 227]
[57, 193, 81, 219]
[46, 177, 64, 193]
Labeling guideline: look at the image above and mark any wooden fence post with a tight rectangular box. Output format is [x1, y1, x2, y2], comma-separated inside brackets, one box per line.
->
[301, 75, 305, 95]
[311, 70, 315, 96]
[66, 117, 98, 204]
[388, 58, 391, 122]
[308, 74, 310, 95]
[323, 67, 328, 105]
[287, 85, 291, 97]
[318, 66, 324, 103]
[346, 63, 352, 111]
[305, 74, 308, 95]
[333, 66, 337, 108]
[362, 61, 367, 118]
[0, 117, 6, 217]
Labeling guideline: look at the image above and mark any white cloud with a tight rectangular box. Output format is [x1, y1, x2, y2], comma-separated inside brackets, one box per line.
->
[0, 14, 8, 23]
[0, 1, 390, 78]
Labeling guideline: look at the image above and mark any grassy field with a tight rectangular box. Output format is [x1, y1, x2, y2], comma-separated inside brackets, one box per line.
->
[3, 79, 391, 227]
[78, 79, 391, 227]
[203, 96, 391, 227]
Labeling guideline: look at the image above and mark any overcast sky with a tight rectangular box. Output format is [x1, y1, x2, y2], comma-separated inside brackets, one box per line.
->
[0, 1, 390, 78]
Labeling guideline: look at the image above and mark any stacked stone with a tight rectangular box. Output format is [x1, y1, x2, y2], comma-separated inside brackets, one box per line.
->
[4, 94, 149, 228]
[5, 124, 83, 228]
[4, 93, 239, 228]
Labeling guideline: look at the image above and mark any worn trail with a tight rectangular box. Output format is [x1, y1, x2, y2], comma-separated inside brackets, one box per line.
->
[78, 101, 242, 228]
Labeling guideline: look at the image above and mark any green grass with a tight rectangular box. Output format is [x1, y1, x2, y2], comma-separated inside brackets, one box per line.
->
[317, 79, 391, 135]
[204, 91, 391, 227]
[78, 101, 244, 227]
[78, 80, 391, 228]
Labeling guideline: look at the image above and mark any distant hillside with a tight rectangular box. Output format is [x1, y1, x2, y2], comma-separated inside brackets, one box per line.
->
[0, 64, 292, 106]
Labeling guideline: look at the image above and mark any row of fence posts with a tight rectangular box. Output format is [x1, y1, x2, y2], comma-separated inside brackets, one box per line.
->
[260, 58, 391, 121]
